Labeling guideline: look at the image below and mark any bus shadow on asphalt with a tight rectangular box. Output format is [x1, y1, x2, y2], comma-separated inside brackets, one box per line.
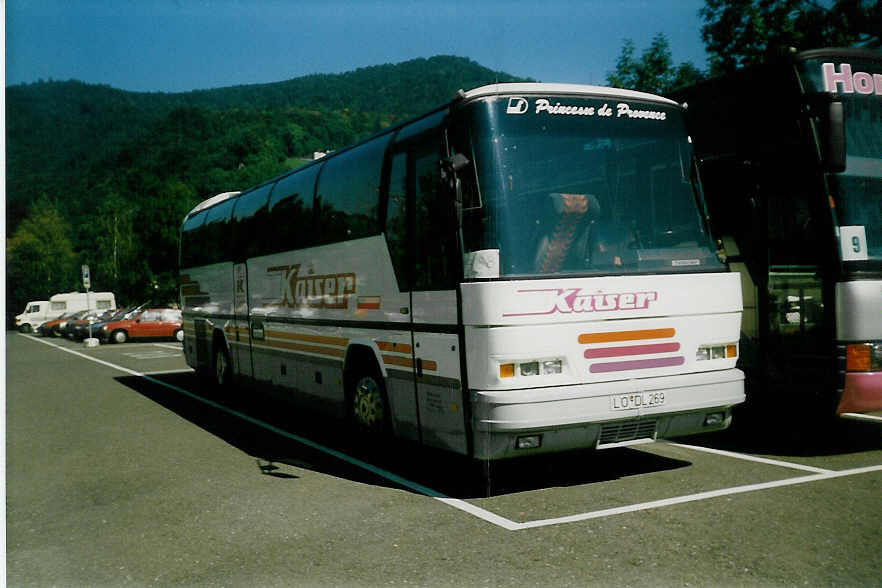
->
[680, 403, 882, 458]
[116, 372, 693, 499]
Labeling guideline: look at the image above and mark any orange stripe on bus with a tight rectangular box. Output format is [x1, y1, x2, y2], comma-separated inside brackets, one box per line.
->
[376, 341, 413, 354]
[254, 340, 345, 358]
[382, 355, 437, 371]
[383, 355, 413, 368]
[265, 331, 349, 347]
[578, 328, 676, 344]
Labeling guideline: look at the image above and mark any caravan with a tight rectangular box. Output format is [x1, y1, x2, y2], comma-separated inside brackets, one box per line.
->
[15, 291, 117, 333]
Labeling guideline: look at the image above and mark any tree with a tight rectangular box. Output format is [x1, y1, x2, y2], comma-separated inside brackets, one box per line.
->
[607, 34, 706, 95]
[700, 0, 881, 75]
[87, 185, 138, 297]
[7, 199, 79, 316]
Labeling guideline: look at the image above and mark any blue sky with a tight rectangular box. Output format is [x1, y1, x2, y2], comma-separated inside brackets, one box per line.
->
[6, 0, 710, 93]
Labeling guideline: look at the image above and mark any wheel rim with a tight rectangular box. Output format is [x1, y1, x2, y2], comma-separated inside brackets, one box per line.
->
[175, 329, 184, 342]
[353, 375, 385, 431]
[215, 350, 228, 386]
[114, 331, 126, 343]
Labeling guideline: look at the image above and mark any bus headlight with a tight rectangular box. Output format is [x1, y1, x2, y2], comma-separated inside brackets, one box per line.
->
[696, 343, 737, 361]
[846, 343, 882, 372]
[541, 359, 563, 375]
[500, 359, 564, 379]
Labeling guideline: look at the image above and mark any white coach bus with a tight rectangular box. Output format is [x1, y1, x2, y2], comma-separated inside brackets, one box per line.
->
[180, 83, 745, 459]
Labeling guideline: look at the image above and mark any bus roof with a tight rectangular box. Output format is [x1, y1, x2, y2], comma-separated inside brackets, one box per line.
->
[184, 191, 241, 220]
[794, 47, 881, 63]
[462, 82, 680, 107]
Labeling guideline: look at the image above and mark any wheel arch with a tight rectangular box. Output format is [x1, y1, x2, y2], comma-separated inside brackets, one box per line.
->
[342, 341, 389, 408]
[343, 340, 387, 383]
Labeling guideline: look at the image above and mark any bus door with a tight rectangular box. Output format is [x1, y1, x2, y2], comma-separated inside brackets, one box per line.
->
[387, 128, 467, 454]
[232, 262, 253, 379]
[762, 159, 837, 406]
[386, 127, 467, 453]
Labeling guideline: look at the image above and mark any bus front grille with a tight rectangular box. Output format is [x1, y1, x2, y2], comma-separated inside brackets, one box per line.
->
[597, 419, 658, 447]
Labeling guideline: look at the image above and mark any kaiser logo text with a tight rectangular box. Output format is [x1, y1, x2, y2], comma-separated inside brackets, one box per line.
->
[503, 288, 658, 317]
[269, 264, 356, 309]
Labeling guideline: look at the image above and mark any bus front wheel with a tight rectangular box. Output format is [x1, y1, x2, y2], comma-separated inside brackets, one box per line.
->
[350, 369, 389, 435]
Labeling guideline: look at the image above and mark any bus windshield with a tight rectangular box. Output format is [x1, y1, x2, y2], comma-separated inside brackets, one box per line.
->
[799, 55, 882, 266]
[831, 90, 882, 265]
[460, 96, 722, 279]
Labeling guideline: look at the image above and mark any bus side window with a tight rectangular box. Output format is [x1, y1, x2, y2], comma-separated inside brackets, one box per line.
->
[232, 183, 273, 261]
[315, 134, 391, 246]
[202, 198, 237, 265]
[412, 134, 455, 290]
[266, 164, 320, 255]
[180, 210, 207, 268]
[385, 152, 409, 290]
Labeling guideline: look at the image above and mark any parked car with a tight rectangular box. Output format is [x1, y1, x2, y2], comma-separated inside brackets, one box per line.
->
[70, 307, 140, 341]
[99, 308, 183, 344]
[38, 311, 84, 337]
[56, 310, 94, 338]
[68, 308, 119, 341]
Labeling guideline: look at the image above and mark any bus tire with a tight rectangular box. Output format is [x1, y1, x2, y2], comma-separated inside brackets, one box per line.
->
[112, 330, 128, 344]
[213, 343, 232, 390]
[349, 364, 390, 436]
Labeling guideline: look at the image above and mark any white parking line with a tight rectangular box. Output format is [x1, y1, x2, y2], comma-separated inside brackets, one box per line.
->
[513, 464, 882, 530]
[665, 442, 834, 474]
[142, 368, 196, 376]
[153, 343, 184, 350]
[23, 334, 882, 532]
[841, 412, 882, 423]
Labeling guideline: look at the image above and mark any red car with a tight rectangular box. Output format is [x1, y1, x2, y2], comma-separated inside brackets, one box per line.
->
[38, 311, 80, 337]
[99, 308, 183, 344]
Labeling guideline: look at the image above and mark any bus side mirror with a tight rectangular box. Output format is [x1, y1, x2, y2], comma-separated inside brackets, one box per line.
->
[820, 100, 846, 173]
[441, 153, 470, 198]
[441, 153, 470, 225]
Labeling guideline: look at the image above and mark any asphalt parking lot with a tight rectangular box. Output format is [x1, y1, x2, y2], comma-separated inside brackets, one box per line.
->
[6, 332, 882, 586]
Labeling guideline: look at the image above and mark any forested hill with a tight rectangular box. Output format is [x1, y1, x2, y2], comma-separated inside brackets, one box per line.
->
[6, 56, 529, 317]
[6, 56, 527, 220]
[182, 55, 529, 111]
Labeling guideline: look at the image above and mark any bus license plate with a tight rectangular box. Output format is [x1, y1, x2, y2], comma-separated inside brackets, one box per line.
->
[610, 391, 666, 410]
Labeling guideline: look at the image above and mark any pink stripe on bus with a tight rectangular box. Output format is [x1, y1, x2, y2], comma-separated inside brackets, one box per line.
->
[589, 356, 685, 373]
[584, 342, 681, 359]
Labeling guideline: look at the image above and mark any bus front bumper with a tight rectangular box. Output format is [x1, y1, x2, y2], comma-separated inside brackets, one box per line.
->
[470, 368, 744, 459]
[837, 371, 882, 414]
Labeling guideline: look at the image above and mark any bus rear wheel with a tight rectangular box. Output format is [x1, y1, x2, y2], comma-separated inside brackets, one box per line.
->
[351, 370, 389, 435]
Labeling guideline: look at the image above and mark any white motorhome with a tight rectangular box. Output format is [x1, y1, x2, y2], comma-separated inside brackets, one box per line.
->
[14, 300, 50, 332]
[16, 291, 117, 332]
